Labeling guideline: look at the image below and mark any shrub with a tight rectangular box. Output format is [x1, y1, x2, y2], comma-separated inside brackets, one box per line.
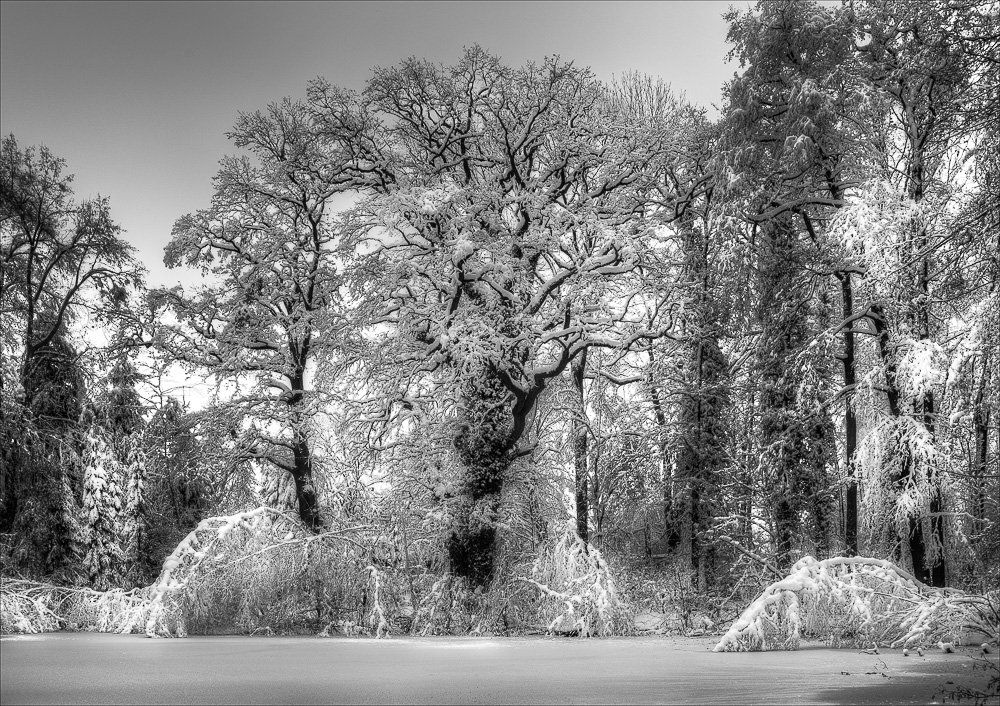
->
[714, 555, 1000, 651]
[519, 522, 633, 637]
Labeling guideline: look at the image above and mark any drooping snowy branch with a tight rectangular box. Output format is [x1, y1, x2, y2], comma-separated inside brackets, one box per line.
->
[144, 506, 370, 637]
[519, 521, 632, 637]
[714, 555, 998, 652]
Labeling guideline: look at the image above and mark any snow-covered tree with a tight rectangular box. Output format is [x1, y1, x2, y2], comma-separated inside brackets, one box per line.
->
[943, 6, 1000, 585]
[121, 448, 146, 583]
[717, 0, 997, 587]
[661, 122, 733, 588]
[310, 47, 682, 585]
[156, 99, 348, 530]
[1, 135, 140, 579]
[87, 351, 149, 586]
[82, 427, 126, 590]
[722, 0, 851, 568]
[0, 135, 142, 415]
[2, 326, 87, 573]
[826, 0, 996, 585]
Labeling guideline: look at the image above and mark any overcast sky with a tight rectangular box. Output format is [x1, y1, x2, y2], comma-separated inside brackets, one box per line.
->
[1, 1, 750, 288]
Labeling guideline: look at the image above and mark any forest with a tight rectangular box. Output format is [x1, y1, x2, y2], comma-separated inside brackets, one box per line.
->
[1, 0, 998, 650]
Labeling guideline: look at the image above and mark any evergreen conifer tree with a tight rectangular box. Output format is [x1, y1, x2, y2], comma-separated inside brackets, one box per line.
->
[82, 426, 126, 590]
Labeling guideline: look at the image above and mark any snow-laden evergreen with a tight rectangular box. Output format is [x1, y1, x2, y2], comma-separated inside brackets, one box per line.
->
[82, 429, 126, 591]
[122, 449, 147, 584]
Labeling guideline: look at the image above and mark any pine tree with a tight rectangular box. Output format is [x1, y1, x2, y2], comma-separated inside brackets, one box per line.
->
[4, 330, 87, 580]
[122, 447, 147, 585]
[755, 217, 837, 568]
[100, 354, 147, 583]
[80, 352, 147, 589]
[721, 0, 855, 568]
[82, 427, 126, 590]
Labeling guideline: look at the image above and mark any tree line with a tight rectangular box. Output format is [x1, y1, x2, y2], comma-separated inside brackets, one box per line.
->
[1, 0, 997, 604]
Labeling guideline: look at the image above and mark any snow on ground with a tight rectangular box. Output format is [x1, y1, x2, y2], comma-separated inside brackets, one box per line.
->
[1, 633, 995, 705]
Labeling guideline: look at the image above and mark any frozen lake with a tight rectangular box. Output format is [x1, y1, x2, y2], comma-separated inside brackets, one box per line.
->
[1, 633, 995, 705]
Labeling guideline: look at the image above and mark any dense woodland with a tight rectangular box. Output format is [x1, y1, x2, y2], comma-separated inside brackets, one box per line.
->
[1, 0, 998, 640]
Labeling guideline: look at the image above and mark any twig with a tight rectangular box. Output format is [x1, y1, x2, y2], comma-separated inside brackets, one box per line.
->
[715, 536, 783, 579]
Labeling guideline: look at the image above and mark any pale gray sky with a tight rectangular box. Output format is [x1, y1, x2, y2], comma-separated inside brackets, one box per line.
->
[1, 1, 749, 287]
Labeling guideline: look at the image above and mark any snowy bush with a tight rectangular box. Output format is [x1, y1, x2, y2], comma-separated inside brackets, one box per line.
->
[0, 578, 151, 634]
[4, 506, 444, 638]
[0, 579, 64, 634]
[144, 507, 374, 636]
[140, 506, 425, 637]
[410, 574, 463, 635]
[713, 555, 999, 651]
[520, 522, 633, 637]
[408, 572, 518, 635]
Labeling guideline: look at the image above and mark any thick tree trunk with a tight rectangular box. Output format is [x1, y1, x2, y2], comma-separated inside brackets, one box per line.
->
[591, 451, 604, 542]
[287, 367, 323, 531]
[870, 304, 902, 418]
[677, 343, 704, 582]
[673, 335, 728, 589]
[291, 432, 322, 530]
[448, 364, 514, 587]
[909, 108, 946, 586]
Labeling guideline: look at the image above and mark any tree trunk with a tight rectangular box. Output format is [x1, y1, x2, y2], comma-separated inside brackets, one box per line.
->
[920, 390, 947, 587]
[448, 364, 513, 587]
[646, 351, 677, 550]
[291, 431, 322, 530]
[907, 91, 946, 586]
[571, 351, 589, 544]
[758, 218, 808, 570]
[836, 272, 859, 555]
[971, 351, 990, 523]
[287, 367, 323, 531]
